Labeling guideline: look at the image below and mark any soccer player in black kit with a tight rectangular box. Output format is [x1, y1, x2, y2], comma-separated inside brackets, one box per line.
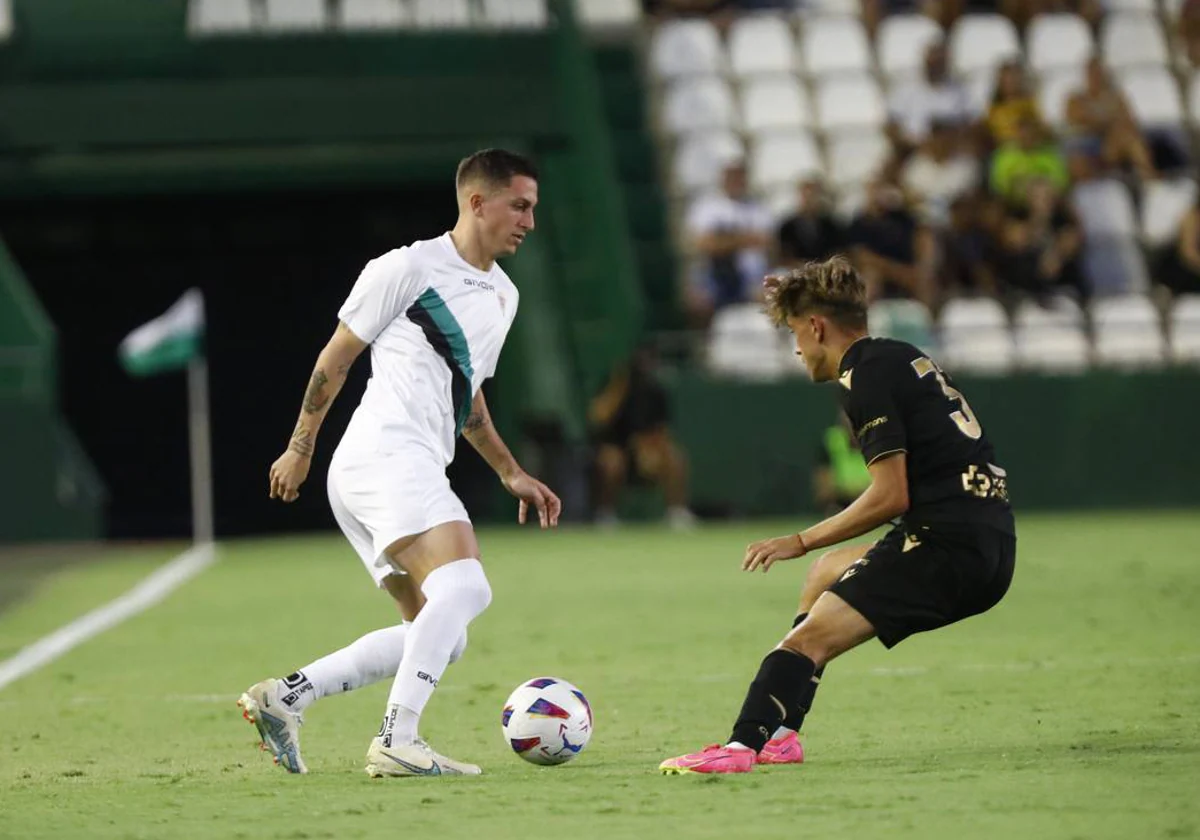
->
[661, 255, 1015, 774]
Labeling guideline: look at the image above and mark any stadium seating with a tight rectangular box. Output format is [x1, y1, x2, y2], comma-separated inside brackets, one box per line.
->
[939, 298, 1017, 374]
[0, 0, 9, 41]
[949, 15, 1021, 77]
[1013, 297, 1091, 374]
[1169, 294, 1200, 363]
[1141, 178, 1198, 248]
[740, 76, 813, 133]
[481, 0, 548, 28]
[663, 77, 738, 135]
[1038, 67, 1086, 129]
[1026, 14, 1094, 75]
[1073, 179, 1149, 295]
[189, 0, 255, 33]
[650, 19, 725, 80]
[575, 0, 639, 28]
[801, 16, 873, 77]
[412, 0, 471, 27]
[869, 299, 937, 355]
[707, 304, 791, 380]
[728, 14, 796, 78]
[1100, 14, 1169, 69]
[826, 131, 890, 190]
[814, 75, 886, 133]
[264, 0, 327, 30]
[1092, 294, 1167, 368]
[673, 131, 744, 194]
[1118, 67, 1185, 129]
[748, 131, 822, 191]
[876, 14, 943, 81]
[339, 0, 407, 30]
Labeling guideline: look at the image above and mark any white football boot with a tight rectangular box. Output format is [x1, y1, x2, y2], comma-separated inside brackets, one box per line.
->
[237, 679, 307, 774]
[365, 736, 482, 777]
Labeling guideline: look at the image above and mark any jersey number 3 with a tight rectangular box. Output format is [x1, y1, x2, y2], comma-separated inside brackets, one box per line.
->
[911, 357, 982, 440]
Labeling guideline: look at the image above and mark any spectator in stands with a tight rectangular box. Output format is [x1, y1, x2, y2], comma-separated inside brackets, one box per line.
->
[1001, 0, 1102, 32]
[985, 61, 1044, 149]
[775, 179, 845, 267]
[1064, 58, 1156, 182]
[1158, 200, 1200, 295]
[990, 115, 1070, 207]
[683, 161, 773, 328]
[1182, 0, 1200, 67]
[995, 177, 1085, 301]
[813, 409, 872, 516]
[589, 343, 697, 530]
[901, 117, 980, 229]
[847, 177, 937, 307]
[887, 42, 978, 155]
[942, 194, 1000, 296]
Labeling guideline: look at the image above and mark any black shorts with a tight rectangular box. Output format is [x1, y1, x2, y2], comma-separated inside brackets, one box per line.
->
[827, 522, 1016, 649]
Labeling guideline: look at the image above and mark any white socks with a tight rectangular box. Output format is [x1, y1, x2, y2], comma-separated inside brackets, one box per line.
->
[380, 558, 492, 747]
[279, 623, 468, 714]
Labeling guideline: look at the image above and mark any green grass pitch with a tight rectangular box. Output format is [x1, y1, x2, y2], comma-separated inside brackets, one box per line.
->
[1, 512, 1198, 839]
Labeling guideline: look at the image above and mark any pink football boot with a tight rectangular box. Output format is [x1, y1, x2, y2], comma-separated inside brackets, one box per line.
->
[757, 731, 804, 765]
[659, 744, 756, 775]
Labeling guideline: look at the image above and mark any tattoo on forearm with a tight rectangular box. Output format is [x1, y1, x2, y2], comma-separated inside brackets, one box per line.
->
[335, 361, 351, 378]
[303, 369, 330, 414]
[289, 421, 315, 457]
[463, 410, 489, 435]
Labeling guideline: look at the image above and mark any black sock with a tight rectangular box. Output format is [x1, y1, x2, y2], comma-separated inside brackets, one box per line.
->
[729, 649, 816, 753]
[783, 612, 824, 732]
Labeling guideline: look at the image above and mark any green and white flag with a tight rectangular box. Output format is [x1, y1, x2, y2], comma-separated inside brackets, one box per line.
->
[118, 289, 205, 377]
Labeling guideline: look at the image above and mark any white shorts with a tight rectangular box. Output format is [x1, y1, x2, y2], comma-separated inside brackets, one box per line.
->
[327, 413, 470, 587]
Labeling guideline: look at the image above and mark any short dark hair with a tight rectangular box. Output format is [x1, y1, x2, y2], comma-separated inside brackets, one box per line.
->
[764, 255, 867, 329]
[455, 148, 538, 192]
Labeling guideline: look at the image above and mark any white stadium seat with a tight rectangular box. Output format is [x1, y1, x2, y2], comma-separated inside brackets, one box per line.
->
[707, 304, 791, 380]
[650, 19, 725, 80]
[826, 131, 890, 190]
[1073, 180, 1149, 294]
[803, 0, 861, 15]
[1105, 0, 1157, 13]
[1141, 178, 1197, 247]
[740, 76, 812, 133]
[673, 131, 744, 194]
[1013, 297, 1090, 374]
[574, 0, 639, 28]
[1038, 67, 1086, 130]
[1073, 179, 1138, 238]
[728, 14, 797, 78]
[189, 0, 255, 33]
[1026, 14, 1094, 75]
[949, 15, 1021, 77]
[1092, 294, 1166, 368]
[876, 14, 943, 81]
[749, 131, 822, 191]
[1118, 67, 1184, 128]
[412, 0, 471, 27]
[1188, 70, 1200, 125]
[869, 299, 937, 354]
[939, 297, 1016, 375]
[801, 16, 873, 77]
[1101, 14, 1168, 69]
[663, 77, 738, 135]
[1169, 294, 1200, 363]
[481, 0, 548, 28]
[264, 0, 327, 30]
[0, 0, 10, 41]
[965, 68, 998, 114]
[815, 74, 886, 132]
[339, 0, 408, 30]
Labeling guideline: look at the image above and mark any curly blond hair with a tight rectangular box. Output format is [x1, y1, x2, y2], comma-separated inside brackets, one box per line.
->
[763, 255, 867, 328]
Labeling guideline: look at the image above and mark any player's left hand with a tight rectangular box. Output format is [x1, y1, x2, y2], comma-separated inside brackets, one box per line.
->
[504, 471, 562, 529]
[742, 534, 807, 573]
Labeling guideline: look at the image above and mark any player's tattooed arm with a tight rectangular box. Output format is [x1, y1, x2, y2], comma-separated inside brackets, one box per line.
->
[284, 323, 368, 458]
[463, 391, 519, 480]
[289, 420, 315, 457]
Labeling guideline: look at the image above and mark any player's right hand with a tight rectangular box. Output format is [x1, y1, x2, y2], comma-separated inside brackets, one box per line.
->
[269, 450, 311, 503]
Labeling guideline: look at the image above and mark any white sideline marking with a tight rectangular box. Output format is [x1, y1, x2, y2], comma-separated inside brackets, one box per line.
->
[0, 543, 216, 692]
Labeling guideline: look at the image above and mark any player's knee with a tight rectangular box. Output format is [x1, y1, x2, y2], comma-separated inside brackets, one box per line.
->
[448, 629, 469, 664]
[422, 558, 493, 618]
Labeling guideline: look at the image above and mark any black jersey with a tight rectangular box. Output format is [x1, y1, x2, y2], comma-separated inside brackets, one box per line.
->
[836, 336, 1014, 534]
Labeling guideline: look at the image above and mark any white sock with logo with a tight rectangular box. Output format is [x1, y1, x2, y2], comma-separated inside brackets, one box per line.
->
[380, 559, 491, 747]
[279, 624, 469, 714]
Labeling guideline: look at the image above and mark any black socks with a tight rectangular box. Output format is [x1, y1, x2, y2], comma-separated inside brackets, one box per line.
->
[729, 648, 817, 752]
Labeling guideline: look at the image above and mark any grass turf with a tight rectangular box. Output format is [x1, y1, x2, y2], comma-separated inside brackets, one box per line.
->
[0, 512, 1197, 839]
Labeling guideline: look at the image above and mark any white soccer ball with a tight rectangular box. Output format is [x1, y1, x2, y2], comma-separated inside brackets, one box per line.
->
[500, 676, 593, 766]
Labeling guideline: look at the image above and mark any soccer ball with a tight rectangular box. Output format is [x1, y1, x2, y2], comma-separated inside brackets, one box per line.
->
[500, 677, 593, 765]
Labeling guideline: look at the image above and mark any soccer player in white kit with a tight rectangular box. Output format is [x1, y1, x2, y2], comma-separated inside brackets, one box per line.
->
[237, 149, 561, 777]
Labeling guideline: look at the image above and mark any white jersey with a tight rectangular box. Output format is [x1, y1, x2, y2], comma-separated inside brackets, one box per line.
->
[337, 233, 519, 467]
